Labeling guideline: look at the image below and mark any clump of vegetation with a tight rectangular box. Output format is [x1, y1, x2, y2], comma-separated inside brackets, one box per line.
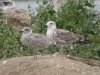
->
[0, 0, 100, 60]
[31, 0, 100, 59]
[0, 10, 32, 58]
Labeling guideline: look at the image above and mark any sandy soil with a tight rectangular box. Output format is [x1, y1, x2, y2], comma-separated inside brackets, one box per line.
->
[0, 54, 100, 75]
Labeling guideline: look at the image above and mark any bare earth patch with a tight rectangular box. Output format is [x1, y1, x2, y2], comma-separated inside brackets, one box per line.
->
[0, 55, 100, 75]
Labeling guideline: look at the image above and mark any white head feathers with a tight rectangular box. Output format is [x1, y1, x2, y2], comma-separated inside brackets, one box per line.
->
[46, 21, 57, 30]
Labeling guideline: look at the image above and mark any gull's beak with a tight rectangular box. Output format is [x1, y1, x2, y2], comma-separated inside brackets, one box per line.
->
[45, 24, 48, 28]
[18, 30, 23, 34]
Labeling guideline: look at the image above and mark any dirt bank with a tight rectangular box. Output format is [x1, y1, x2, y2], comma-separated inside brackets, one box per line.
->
[0, 55, 100, 75]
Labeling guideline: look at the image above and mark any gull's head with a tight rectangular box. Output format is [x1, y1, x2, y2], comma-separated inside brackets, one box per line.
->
[46, 21, 57, 30]
[2, 0, 15, 12]
[19, 27, 32, 35]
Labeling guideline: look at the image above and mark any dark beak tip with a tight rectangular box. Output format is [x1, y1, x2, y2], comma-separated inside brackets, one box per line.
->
[45, 25, 48, 28]
[18, 30, 23, 33]
[44, 25, 48, 28]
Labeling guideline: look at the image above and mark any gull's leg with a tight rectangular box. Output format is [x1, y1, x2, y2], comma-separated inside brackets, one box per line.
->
[33, 49, 37, 60]
[68, 44, 74, 56]
[32, 49, 37, 60]
[34, 49, 37, 59]
[70, 45, 74, 50]
[32, 49, 38, 66]
[59, 45, 64, 55]
[32, 49, 35, 59]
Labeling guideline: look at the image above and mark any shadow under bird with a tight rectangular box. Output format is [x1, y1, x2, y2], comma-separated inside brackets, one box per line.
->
[45, 21, 90, 55]
[19, 27, 55, 59]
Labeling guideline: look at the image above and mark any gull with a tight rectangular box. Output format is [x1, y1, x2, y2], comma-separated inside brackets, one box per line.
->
[46, 21, 89, 55]
[19, 27, 55, 59]
[0, 0, 31, 30]
[4, 9, 31, 30]
[0, 0, 15, 12]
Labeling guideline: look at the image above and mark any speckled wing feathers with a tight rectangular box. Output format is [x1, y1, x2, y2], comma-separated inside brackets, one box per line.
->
[21, 33, 54, 50]
[55, 29, 82, 44]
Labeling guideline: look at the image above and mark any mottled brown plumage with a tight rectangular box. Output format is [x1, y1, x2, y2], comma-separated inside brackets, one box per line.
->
[4, 9, 31, 30]
[46, 21, 85, 55]
[20, 27, 55, 58]
[56, 29, 85, 44]
[1, 0, 31, 30]
[46, 21, 84, 45]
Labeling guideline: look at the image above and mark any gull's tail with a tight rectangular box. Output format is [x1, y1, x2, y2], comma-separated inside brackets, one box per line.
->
[76, 36, 91, 44]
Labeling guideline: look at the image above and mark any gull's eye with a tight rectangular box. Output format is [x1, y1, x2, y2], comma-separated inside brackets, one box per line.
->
[50, 22, 53, 25]
[0, 2, 4, 7]
[25, 28, 29, 31]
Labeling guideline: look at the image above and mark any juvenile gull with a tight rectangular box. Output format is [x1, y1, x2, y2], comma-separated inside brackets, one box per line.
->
[19, 27, 55, 59]
[0, 0, 15, 12]
[0, 0, 31, 30]
[46, 21, 88, 55]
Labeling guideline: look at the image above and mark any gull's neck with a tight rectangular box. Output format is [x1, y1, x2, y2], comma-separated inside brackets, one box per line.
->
[47, 26, 57, 31]
[22, 31, 32, 38]
[46, 27, 57, 39]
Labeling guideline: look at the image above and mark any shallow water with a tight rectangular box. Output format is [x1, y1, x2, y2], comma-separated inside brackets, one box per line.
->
[14, 0, 100, 11]
[94, 0, 100, 11]
[14, 0, 39, 11]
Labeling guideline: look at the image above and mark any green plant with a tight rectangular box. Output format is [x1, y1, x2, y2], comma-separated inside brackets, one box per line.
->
[0, 10, 32, 58]
[30, 0, 100, 60]
[0, 0, 100, 60]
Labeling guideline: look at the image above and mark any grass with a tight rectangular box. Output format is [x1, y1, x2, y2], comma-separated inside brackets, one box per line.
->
[0, 11, 32, 58]
[0, 0, 100, 60]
